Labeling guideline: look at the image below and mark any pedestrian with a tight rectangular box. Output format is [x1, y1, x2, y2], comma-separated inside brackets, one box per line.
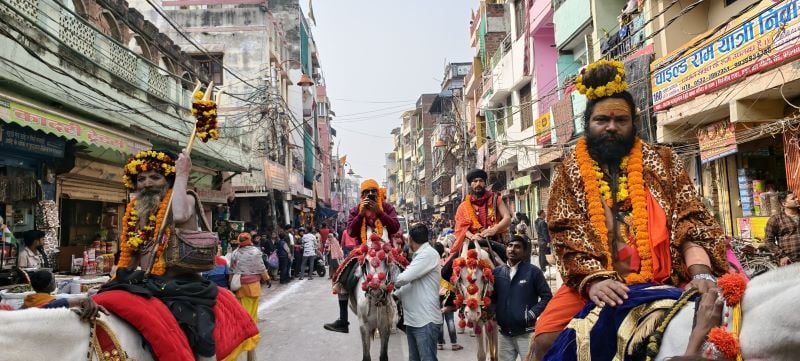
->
[394, 223, 442, 361]
[765, 191, 800, 266]
[230, 232, 270, 321]
[17, 230, 47, 269]
[534, 210, 551, 271]
[298, 227, 317, 280]
[341, 230, 357, 257]
[433, 243, 462, 352]
[277, 231, 292, 284]
[326, 233, 343, 279]
[492, 235, 552, 361]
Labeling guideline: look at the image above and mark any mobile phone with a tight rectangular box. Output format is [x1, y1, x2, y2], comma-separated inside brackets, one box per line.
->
[368, 194, 377, 201]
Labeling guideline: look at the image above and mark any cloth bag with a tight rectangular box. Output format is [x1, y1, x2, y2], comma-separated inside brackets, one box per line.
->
[230, 273, 242, 291]
[267, 253, 279, 269]
[164, 191, 218, 273]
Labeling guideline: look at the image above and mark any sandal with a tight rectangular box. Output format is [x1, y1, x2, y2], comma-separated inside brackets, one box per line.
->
[452, 344, 463, 351]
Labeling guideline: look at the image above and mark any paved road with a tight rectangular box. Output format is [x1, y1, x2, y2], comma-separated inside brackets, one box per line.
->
[250, 256, 561, 360]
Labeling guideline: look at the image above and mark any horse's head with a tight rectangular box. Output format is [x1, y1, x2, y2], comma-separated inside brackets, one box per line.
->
[357, 239, 402, 305]
[451, 247, 495, 324]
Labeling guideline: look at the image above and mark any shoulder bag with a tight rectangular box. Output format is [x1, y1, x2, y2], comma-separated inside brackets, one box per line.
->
[164, 190, 219, 273]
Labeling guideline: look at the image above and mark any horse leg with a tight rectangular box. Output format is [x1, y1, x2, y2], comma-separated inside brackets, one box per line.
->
[530, 331, 561, 361]
[488, 320, 498, 361]
[476, 324, 486, 361]
[360, 323, 372, 361]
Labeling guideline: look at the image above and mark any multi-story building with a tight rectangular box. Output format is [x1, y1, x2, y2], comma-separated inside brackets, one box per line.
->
[650, 0, 800, 237]
[0, 0, 247, 263]
[131, 0, 333, 230]
[431, 62, 472, 220]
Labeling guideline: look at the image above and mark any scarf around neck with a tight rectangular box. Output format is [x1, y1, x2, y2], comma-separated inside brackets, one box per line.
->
[23, 293, 56, 308]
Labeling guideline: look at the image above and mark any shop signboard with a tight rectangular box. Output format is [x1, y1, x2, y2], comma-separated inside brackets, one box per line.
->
[534, 112, 553, 145]
[0, 97, 149, 155]
[0, 122, 65, 158]
[652, 0, 800, 111]
[698, 121, 737, 164]
[508, 175, 531, 190]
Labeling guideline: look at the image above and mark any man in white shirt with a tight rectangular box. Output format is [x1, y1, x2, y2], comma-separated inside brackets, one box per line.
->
[394, 223, 442, 361]
[298, 227, 318, 280]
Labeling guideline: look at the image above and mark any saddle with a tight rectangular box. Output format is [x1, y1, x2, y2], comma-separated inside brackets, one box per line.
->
[544, 284, 689, 361]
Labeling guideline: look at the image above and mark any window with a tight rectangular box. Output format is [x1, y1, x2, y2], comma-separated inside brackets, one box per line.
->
[514, 0, 526, 39]
[724, 0, 738, 6]
[192, 53, 224, 85]
[520, 84, 533, 130]
[505, 95, 513, 127]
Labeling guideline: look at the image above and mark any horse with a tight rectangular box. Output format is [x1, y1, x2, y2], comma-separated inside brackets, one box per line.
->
[538, 264, 800, 360]
[450, 240, 498, 361]
[0, 308, 154, 361]
[347, 232, 407, 361]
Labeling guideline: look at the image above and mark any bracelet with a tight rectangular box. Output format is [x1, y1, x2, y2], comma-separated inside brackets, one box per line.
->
[692, 273, 717, 283]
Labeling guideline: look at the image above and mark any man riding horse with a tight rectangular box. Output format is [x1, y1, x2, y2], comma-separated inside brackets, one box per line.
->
[324, 179, 401, 334]
[530, 59, 729, 361]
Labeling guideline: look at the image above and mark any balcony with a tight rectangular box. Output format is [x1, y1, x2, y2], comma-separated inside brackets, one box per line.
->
[487, 35, 530, 104]
[0, 0, 191, 108]
[553, 0, 591, 47]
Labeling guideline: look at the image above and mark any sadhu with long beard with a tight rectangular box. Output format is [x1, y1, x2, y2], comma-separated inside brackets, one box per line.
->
[529, 60, 729, 360]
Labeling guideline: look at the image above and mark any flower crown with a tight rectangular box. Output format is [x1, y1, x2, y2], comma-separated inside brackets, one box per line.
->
[123, 150, 177, 189]
[575, 59, 629, 100]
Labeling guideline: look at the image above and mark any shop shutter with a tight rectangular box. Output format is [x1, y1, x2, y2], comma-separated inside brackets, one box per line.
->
[57, 175, 127, 204]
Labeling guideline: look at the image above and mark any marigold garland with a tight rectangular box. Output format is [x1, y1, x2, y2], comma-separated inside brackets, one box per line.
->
[575, 59, 628, 100]
[191, 90, 220, 143]
[116, 189, 172, 276]
[594, 157, 629, 207]
[359, 188, 386, 244]
[575, 137, 652, 283]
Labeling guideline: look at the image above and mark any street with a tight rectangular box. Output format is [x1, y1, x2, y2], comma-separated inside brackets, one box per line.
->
[253, 277, 479, 360]
[251, 256, 561, 360]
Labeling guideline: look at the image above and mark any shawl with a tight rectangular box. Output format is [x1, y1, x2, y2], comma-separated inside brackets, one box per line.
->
[548, 142, 728, 289]
[231, 246, 267, 275]
[451, 191, 499, 262]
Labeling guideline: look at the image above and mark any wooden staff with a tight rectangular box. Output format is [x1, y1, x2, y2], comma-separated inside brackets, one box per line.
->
[144, 80, 223, 275]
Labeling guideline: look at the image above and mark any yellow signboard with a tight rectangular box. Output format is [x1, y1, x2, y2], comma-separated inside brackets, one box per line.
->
[534, 112, 552, 145]
[652, 0, 800, 110]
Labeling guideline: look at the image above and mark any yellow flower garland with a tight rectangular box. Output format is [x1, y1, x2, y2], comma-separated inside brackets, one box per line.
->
[359, 188, 386, 244]
[117, 189, 172, 276]
[593, 156, 630, 207]
[576, 137, 653, 283]
[575, 59, 628, 100]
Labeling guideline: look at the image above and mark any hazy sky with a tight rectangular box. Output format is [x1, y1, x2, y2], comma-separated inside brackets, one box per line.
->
[305, 1, 476, 183]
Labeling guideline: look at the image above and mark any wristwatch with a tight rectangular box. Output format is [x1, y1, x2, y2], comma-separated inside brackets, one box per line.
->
[692, 273, 717, 283]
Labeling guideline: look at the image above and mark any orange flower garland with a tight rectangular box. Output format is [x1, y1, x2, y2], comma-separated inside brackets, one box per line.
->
[359, 188, 386, 244]
[464, 196, 485, 232]
[575, 137, 653, 283]
[117, 189, 172, 276]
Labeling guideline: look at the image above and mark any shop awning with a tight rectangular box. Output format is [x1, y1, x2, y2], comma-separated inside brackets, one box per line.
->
[58, 175, 127, 203]
[0, 92, 150, 155]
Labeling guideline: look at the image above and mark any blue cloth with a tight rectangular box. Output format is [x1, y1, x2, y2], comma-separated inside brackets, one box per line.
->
[543, 284, 687, 361]
[42, 298, 69, 309]
[201, 264, 229, 289]
[406, 322, 441, 361]
[492, 261, 553, 337]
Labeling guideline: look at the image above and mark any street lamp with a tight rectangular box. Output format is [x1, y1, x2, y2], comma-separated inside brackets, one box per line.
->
[296, 73, 315, 90]
[347, 168, 355, 175]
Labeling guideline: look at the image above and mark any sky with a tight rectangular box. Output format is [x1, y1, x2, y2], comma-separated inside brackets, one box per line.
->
[304, 1, 476, 183]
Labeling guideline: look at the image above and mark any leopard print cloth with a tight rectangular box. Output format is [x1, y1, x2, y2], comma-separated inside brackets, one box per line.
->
[548, 141, 728, 289]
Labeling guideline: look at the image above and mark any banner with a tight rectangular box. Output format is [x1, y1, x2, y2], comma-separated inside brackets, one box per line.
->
[0, 97, 149, 155]
[534, 112, 552, 145]
[0, 122, 65, 158]
[698, 120, 737, 164]
[652, 0, 800, 111]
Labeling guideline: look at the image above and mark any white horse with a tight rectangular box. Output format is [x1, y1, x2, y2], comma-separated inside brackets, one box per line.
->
[451, 241, 498, 361]
[0, 308, 154, 361]
[349, 235, 404, 361]
[654, 263, 800, 360]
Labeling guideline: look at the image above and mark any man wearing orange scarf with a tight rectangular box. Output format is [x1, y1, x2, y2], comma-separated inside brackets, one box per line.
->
[448, 168, 511, 265]
[323, 179, 400, 333]
[529, 60, 728, 360]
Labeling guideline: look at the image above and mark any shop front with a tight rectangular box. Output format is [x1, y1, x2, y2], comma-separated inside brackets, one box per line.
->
[696, 119, 789, 240]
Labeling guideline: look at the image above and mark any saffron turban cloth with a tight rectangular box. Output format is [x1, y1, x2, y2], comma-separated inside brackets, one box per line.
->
[360, 179, 380, 193]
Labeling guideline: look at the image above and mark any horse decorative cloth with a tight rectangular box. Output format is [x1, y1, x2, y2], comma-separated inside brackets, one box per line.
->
[94, 288, 259, 361]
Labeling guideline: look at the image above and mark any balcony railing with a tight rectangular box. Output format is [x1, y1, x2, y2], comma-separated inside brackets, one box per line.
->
[490, 33, 512, 70]
[0, 0, 192, 108]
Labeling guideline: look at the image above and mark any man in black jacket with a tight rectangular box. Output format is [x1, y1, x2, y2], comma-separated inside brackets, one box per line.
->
[491, 235, 553, 361]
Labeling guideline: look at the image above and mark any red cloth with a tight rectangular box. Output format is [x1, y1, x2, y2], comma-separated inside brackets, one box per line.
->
[93, 287, 259, 360]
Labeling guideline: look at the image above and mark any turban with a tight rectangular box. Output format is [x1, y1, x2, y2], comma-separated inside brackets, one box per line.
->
[466, 169, 488, 183]
[237, 232, 252, 247]
[360, 179, 380, 193]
